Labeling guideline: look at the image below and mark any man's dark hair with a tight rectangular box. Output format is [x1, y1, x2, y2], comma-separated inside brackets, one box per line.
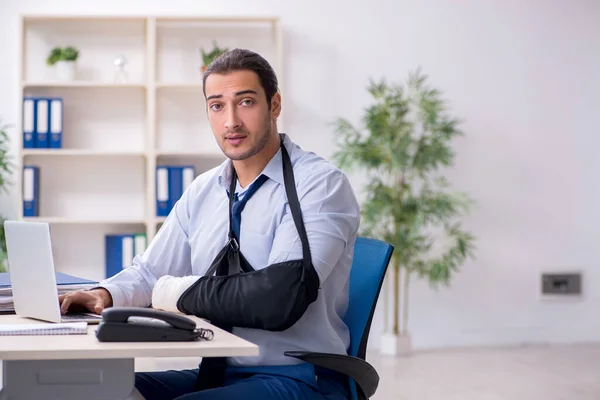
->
[202, 48, 279, 108]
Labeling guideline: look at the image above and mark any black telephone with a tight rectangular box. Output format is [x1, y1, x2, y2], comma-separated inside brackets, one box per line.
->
[95, 307, 214, 342]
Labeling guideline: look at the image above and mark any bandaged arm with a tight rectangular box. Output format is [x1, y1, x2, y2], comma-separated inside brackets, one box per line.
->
[152, 169, 360, 330]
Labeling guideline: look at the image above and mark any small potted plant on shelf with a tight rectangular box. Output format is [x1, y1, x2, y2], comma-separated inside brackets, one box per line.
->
[200, 40, 228, 73]
[0, 118, 14, 273]
[46, 46, 80, 81]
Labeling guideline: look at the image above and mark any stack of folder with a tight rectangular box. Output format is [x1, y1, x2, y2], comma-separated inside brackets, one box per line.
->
[22, 97, 63, 149]
[0, 272, 97, 314]
[21, 95, 63, 217]
[156, 165, 196, 216]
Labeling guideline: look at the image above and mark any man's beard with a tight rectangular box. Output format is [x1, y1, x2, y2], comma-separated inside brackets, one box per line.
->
[223, 115, 273, 161]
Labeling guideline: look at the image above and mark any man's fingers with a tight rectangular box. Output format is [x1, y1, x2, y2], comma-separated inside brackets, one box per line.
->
[59, 291, 104, 315]
[93, 300, 104, 315]
[60, 294, 72, 314]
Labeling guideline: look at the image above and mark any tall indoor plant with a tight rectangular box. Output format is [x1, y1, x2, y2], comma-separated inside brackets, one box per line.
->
[332, 69, 476, 355]
[0, 118, 14, 273]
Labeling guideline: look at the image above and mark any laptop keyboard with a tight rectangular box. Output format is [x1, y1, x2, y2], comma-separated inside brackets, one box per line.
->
[62, 312, 102, 321]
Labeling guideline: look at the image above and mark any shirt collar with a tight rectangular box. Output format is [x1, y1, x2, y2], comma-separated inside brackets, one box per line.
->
[217, 133, 289, 191]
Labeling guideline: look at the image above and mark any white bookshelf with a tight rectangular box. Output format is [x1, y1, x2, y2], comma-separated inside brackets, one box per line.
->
[17, 15, 283, 281]
[22, 149, 146, 157]
[23, 82, 147, 88]
[23, 217, 147, 224]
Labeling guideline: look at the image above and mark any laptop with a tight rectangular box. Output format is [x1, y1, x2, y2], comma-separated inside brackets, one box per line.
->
[4, 220, 102, 324]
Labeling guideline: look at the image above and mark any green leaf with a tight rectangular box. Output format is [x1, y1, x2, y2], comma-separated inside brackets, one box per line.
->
[200, 40, 228, 66]
[0, 120, 13, 262]
[46, 46, 79, 65]
[46, 47, 62, 66]
[62, 46, 79, 61]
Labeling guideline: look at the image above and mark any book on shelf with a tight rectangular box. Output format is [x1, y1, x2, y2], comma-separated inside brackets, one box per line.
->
[22, 97, 35, 148]
[49, 98, 63, 148]
[105, 233, 147, 278]
[35, 97, 48, 148]
[155, 165, 196, 217]
[22, 97, 63, 149]
[22, 165, 40, 217]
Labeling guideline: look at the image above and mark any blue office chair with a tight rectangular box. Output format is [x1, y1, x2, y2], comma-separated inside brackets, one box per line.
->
[285, 236, 394, 400]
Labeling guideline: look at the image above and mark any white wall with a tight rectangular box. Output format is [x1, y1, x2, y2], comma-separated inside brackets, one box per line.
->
[1, 0, 600, 350]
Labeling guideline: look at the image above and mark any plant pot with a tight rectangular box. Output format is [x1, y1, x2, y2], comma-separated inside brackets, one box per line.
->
[55, 60, 76, 81]
[380, 332, 411, 356]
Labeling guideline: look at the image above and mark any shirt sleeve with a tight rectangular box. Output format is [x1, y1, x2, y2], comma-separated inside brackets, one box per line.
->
[97, 185, 194, 308]
[268, 167, 361, 284]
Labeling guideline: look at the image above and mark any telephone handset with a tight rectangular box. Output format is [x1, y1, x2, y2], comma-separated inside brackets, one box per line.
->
[95, 307, 214, 342]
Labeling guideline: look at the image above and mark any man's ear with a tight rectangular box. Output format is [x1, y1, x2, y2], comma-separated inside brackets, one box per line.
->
[270, 92, 282, 119]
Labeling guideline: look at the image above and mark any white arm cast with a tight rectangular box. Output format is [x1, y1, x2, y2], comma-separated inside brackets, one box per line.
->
[151, 275, 200, 312]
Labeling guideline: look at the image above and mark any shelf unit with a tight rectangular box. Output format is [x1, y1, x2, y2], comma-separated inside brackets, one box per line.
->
[16, 15, 283, 281]
[23, 81, 148, 88]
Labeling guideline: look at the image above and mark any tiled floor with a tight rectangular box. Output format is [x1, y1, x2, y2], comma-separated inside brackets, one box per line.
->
[136, 343, 600, 399]
[366, 344, 600, 400]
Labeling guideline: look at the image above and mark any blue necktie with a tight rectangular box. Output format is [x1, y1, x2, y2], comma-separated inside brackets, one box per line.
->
[231, 174, 269, 243]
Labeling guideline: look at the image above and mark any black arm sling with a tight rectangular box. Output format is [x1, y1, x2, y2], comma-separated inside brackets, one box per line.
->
[176, 140, 321, 390]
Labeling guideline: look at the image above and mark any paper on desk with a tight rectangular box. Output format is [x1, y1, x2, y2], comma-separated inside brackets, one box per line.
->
[0, 283, 97, 314]
[0, 295, 13, 312]
[0, 283, 97, 297]
[0, 322, 88, 335]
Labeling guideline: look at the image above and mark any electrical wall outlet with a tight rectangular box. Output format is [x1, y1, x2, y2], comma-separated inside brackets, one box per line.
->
[541, 273, 582, 295]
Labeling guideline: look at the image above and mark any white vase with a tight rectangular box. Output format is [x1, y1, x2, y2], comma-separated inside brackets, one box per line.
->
[55, 60, 76, 81]
[380, 332, 412, 356]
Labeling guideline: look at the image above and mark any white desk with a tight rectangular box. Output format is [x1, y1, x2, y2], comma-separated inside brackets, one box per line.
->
[0, 314, 258, 400]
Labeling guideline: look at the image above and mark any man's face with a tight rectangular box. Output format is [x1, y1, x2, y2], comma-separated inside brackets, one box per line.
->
[204, 69, 279, 161]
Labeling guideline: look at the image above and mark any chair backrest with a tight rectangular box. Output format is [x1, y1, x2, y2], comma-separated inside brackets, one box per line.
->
[344, 236, 394, 360]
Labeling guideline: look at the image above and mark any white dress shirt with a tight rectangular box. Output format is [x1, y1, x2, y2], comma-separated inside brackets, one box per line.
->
[98, 133, 361, 367]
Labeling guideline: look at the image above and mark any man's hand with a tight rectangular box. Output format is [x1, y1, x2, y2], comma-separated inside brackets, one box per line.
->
[58, 288, 113, 315]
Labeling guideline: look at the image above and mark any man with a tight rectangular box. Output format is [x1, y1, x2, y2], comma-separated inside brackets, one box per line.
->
[59, 48, 360, 400]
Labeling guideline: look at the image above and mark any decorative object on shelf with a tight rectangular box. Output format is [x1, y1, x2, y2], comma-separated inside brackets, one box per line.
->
[0, 118, 15, 273]
[332, 69, 477, 356]
[200, 40, 228, 73]
[113, 54, 129, 83]
[46, 46, 79, 81]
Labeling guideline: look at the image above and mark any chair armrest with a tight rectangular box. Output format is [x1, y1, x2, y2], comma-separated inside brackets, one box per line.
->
[284, 351, 378, 399]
